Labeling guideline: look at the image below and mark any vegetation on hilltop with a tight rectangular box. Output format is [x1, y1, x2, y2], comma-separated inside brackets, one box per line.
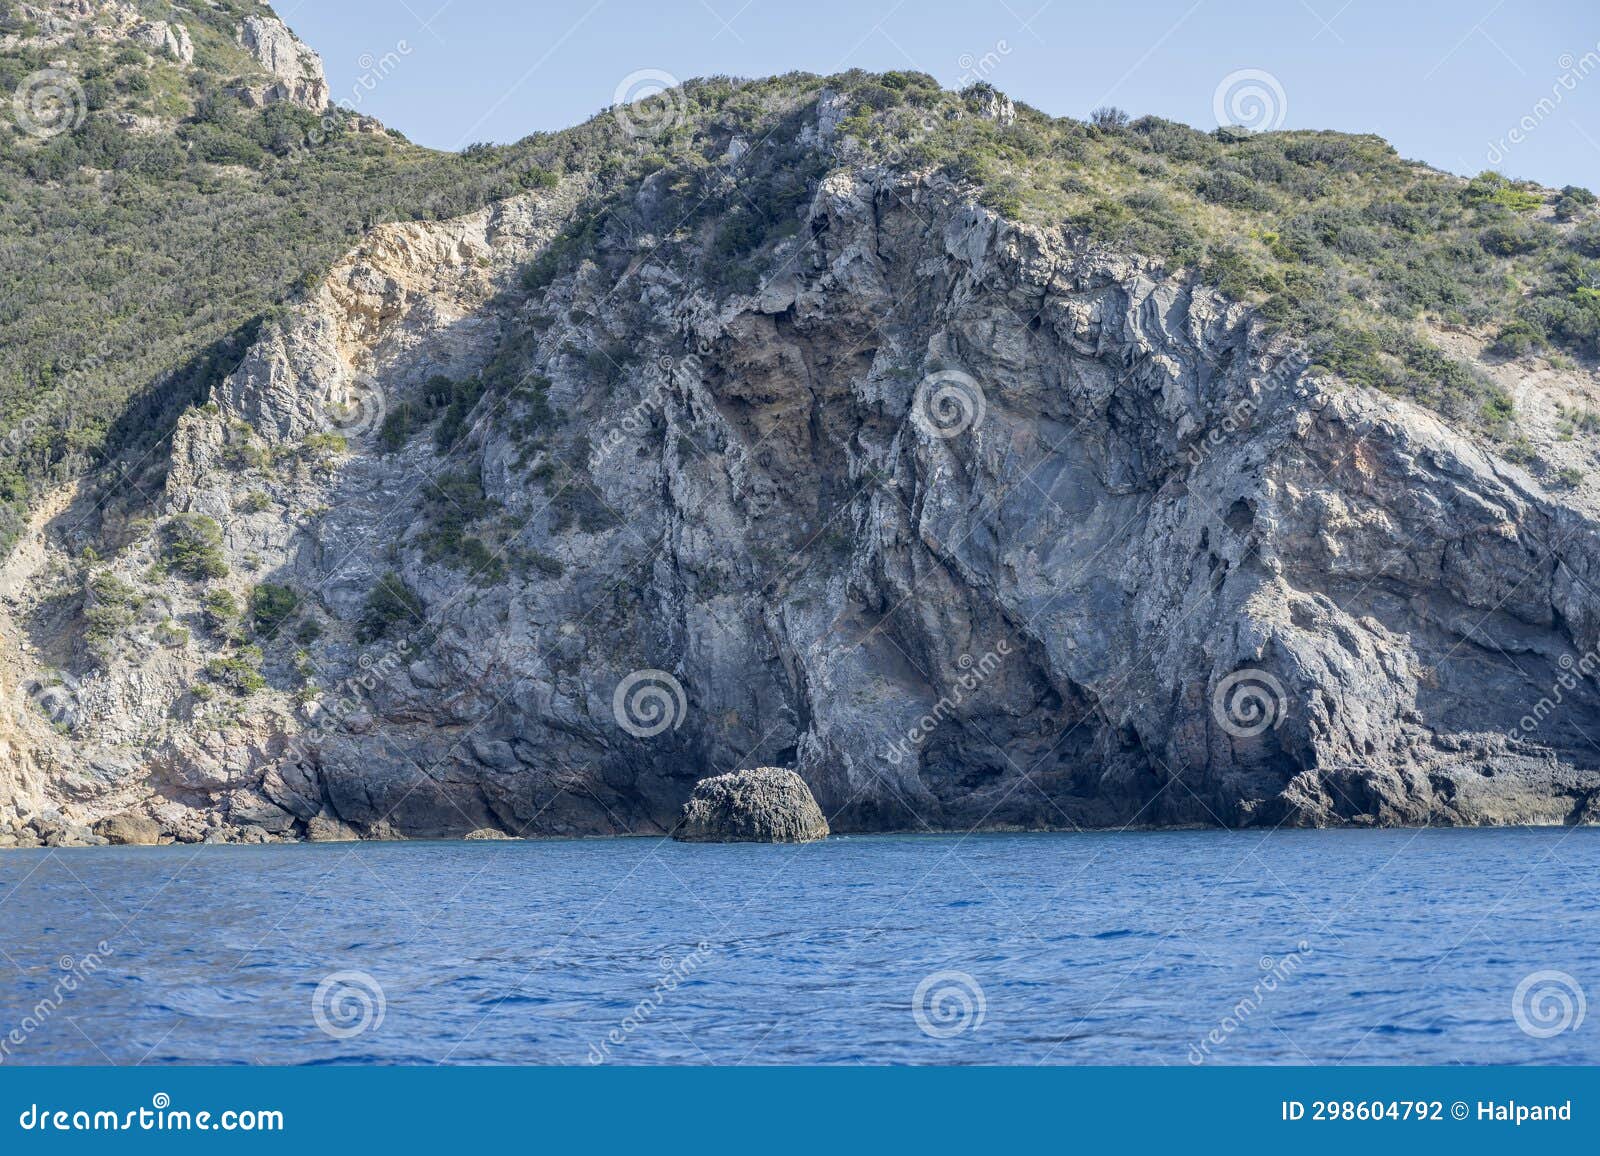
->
[1, 4, 1596, 558]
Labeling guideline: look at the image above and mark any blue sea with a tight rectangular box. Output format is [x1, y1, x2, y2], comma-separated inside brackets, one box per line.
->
[1, 829, 1596, 1065]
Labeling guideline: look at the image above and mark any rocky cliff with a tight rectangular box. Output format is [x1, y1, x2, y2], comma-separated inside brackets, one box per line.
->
[5, 84, 1600, 846]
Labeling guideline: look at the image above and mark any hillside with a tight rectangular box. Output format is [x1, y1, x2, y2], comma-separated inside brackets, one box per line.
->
[4, 3, 1600, 562]
[4, 1, 1600, 845]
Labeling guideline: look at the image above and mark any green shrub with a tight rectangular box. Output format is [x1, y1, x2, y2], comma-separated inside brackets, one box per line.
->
[519, 549, 565, 578]
[249, 583, 300, 636]
[378, 401, 416, 452]
[1554, 185, 1597, 221]
[83, 603, 136, 653]
[359, 571, 424, 642]
[433, 377, 488, 451]
[202, 587, 239, 631]
[299, 433, 348, 461]
[161, 514, 228, 580]
[1480, 223, 1538, 256]
[205, 648, 266, 695]
[87, 569, 139, 608]
[1465, 172, 1543, 213]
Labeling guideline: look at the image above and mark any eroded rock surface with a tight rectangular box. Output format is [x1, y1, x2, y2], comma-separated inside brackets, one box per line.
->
[236, 14, 327, 110]
[95, 811, 162, 845]
[675, 768, 830, 843]
[4, 93, 1600, 843]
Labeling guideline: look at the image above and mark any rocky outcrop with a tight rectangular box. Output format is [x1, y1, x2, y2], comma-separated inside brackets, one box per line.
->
[4, 92, 1600, 845]
[130, 19, 192, 63]
[95, 811, 162, 844]
[675, 769, 831, 843]
[2, 813, 104, 847]
[236, 15, 328, 110]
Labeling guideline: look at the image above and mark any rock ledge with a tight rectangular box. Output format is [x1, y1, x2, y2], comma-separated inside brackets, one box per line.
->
[674, 768, 830, 844]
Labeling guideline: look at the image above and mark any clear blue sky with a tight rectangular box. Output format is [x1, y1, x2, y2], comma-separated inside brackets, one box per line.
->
[279, 0, 1600, 190]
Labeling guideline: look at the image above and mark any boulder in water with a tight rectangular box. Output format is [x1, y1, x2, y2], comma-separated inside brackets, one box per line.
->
[674, 768, 829, 843]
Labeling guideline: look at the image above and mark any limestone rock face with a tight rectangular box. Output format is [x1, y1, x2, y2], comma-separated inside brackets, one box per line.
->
[130, 19, 192, 63]
[236, 15, 328, 110]
[305, 814, 360, 842]
[675, 769, 830, 843]
[5, 92, 1600, 845]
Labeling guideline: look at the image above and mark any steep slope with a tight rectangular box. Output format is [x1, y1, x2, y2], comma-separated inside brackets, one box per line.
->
[5, 86, 1600, 844]
[6, 15, 1600, 843]
[0, 0, 583, 557]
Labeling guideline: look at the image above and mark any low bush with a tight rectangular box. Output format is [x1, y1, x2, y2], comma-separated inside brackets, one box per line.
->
[161, 515, 228, 580]
[249, 583, 300, 636]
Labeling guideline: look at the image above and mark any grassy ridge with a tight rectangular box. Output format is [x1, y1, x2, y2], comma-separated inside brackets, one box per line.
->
[1, 16, 1596, 556]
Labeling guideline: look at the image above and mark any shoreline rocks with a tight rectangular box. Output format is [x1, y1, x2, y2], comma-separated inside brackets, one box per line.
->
[94, 812, 163, 846]
[674, 769, 830, 844]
